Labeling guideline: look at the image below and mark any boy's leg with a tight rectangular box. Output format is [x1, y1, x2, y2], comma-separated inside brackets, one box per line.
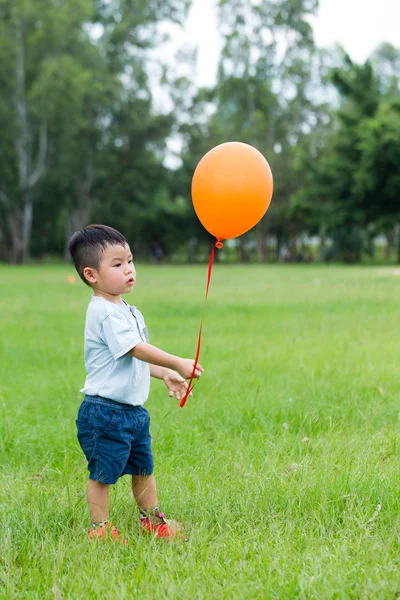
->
[87, 479, 126, 543]
[128, 411, 184, 538]
[131, 474, 158, 512]
[133, 474, 185, 539]
[87, 479, 110, 523]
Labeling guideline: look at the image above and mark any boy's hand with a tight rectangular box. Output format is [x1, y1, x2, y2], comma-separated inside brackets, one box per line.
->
[163, 370, 192, 401]
[176, 359, 204, 380]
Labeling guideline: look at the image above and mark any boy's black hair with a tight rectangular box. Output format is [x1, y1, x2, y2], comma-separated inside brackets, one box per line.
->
[68, 224, 128, 285]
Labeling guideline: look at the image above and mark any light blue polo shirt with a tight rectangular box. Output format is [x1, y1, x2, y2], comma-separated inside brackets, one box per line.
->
[80, 296, 150, 406]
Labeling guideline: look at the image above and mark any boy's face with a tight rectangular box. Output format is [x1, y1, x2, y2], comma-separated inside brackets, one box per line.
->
[83, 243, 136, 297]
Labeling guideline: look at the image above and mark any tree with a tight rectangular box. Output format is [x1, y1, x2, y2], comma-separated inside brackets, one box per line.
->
[176, 0, 320, 261]
[355, 99, 400, 261]
[0, 0, 99, 262]
[291, 52, 384, 261]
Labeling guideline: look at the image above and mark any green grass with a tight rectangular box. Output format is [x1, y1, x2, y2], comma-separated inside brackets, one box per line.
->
[1, 263, 400, 599]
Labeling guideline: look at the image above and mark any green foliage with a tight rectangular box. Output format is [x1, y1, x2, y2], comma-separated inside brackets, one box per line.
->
[177, 0, 320, 258]
[356, 100, 400, 220]
[0, 0, 191, 262]
[292, 50, 400, 261]
[1, 0, 400, 264]
[322, 225, 371, 263]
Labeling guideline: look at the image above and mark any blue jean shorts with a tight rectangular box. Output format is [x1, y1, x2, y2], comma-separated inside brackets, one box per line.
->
[76, 395, 154, 484]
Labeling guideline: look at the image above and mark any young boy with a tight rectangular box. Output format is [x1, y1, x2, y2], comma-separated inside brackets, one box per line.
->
[68, 224, 203, 541]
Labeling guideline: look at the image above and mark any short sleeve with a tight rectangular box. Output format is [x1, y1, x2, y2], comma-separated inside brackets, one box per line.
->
[101, 314, 143, 360]
[134, 309, 149, 343]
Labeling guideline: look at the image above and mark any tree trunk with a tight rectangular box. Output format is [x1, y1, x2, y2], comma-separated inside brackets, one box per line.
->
[0, 193, 12, 261]
[187, 238, 198, 263]
[397, 225, 400, 265]
[386, 231, 394, 261]
[6, 194, 35, 264]
[319, 233, 327, 260]
[240, 235, 249, 262]
[11, 20, 47, 263]
[63, 200, 92, 260]
[8, 208, 24, 264]
[64, 207, 82, 260]
[289, 234, 297, 257]
[22, 195, 33, 263]
[63, 158, 93, 259]
[276, 233, 282, 262]
[269, 234, 277, 261]
[256, 219, 268, 262]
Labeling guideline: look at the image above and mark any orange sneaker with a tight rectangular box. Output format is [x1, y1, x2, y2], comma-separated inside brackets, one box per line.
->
[139, 513, 186, 540]
[88, 522, 127, 544]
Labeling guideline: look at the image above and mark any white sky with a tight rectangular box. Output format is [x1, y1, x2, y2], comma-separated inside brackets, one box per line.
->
[175, 0, 400, 87]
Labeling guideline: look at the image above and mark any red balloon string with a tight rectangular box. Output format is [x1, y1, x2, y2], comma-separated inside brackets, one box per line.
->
[179, 239, 222, 408]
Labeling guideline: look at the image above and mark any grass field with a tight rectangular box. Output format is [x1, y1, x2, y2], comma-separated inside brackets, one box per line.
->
[1, 263, 400, 599]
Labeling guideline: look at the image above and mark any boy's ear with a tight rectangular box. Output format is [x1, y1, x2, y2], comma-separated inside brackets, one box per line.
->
[83, 267, 97, 284]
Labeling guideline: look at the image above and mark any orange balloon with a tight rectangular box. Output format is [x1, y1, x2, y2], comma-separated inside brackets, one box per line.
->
[192, 142, 273, 240]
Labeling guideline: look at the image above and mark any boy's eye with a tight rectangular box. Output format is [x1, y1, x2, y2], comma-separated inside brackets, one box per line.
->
[129, 260, 133, 264]
[114, 263, 121, 267]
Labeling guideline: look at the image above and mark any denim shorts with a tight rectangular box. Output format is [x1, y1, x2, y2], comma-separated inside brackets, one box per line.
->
[76, 395, 154, 484]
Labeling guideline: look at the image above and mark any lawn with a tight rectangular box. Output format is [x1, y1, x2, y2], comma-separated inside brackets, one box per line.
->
[1, 263, 400, 599]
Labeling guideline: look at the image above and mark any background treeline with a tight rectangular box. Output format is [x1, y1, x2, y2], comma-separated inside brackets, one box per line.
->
[0, 0, 399, 264]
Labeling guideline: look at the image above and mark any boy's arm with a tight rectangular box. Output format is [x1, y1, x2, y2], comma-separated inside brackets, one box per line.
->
[149, 364, 169, 380]
[149, 364, 194, 401]
[129, 342, 203, 380]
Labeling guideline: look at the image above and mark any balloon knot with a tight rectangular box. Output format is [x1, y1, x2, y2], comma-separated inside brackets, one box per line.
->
[215, 240, 224, 249]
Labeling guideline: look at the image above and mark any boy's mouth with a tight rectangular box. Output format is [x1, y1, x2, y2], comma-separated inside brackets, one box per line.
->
[127, 278, 135, 286]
